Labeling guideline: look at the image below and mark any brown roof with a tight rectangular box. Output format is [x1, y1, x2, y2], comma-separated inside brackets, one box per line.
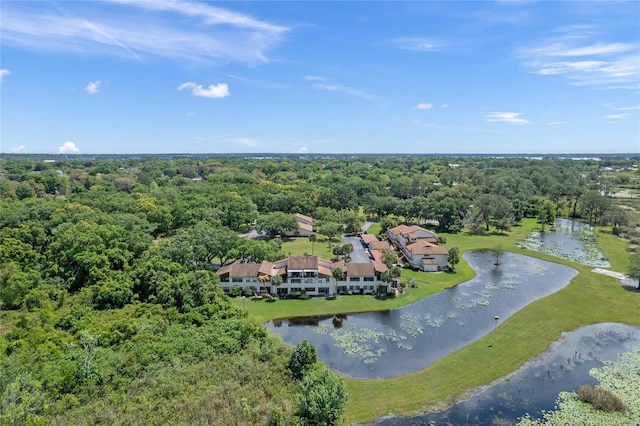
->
[373, 261, 388, 273]
[258, 261, 275, 276]
[371, 249, 384, 262]
[298, 222, 313, 232]
[288, 255, 319, 270]
[361, 234, 378, 244]
[345, 262, 375, 277]
[295, 213, 313, 224]
[370, 240, 391, 250]
[318, 265, 333, 277]
[407, 240, 448, 255]
[216, 263, 261, 278]
[389, 224, 435, 237]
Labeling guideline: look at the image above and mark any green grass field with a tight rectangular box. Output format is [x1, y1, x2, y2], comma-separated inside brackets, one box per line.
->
[280, 235, 339, 260]
[233, 218, 640, 424]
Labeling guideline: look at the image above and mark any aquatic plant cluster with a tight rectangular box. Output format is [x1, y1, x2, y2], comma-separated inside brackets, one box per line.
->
[518, 348, 640, 426]
[315, 323, 407, 364]
[516, 219, 610, 267]
[303, 253, 567, 369]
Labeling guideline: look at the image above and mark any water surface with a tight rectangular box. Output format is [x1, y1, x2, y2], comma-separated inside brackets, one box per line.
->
[517, 218, 610, 267]
[266, 251, 577, 379]
[369, 323, 640, 425]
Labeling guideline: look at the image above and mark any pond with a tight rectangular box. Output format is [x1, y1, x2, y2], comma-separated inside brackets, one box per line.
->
[266, 251, 578, 379]
[516, 218, 610, 267]
[369, 323, 640, 426]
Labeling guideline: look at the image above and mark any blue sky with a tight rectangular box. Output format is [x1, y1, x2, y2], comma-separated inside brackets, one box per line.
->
[1, 1, 639, 154]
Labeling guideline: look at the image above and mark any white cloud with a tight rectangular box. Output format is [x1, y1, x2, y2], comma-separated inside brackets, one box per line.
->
[518, 36, 640, 89]
[0, 69, 10, 81]
[415, 103, 433, 110]
[441, 103, 449, 108]
[85, 80, 101, 94]
[58, 141, 80, 153]
[548, 121, 570, 126]
[304, 75, 326, 82]
[485, 112, 530, 124]
[603, 114, 630, 120]
[178, 82, 229, 98]
[312, 83, 377, 101]
[8, 145, 25, 153]
[527, 42, 635, 57]
[1, 1, 289, 65]
[293, 147, 308, 153]
[618, 105, 640, 110]
[391, 37, 443, 52]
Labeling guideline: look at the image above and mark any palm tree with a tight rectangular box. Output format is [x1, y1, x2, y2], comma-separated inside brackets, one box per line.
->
[309, 233, 317, 256]
[491, 244, 504, 268]
[271, 274, 283, 296]
[332, 267, 345, 296]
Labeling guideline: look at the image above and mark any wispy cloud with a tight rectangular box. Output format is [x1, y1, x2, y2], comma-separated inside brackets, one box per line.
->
[85, 80, 101, 94]
[58, 141, 80, 154]
[0, 1, 289, 65]
[312, 82, 377, 101]
[390, 37, 443, 52]
[178, 82, 230, 98]
[518, 30, 640, 89]
[603, 114, 630, 120]
[292, 146, 308, 153]
[548, 121, 570, 126]
[617, 105, 640, 111]
[0, 69, 10, 81]
[8, 145, 25, 153]
[415, 103, 433, 110]
[485, 111, 530, 124]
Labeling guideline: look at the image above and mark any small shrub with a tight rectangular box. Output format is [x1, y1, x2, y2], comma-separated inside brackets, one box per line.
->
[576, 384, 626, 413]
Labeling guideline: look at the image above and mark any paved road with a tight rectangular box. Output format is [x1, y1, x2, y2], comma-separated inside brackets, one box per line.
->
[343, 235, 371, 263]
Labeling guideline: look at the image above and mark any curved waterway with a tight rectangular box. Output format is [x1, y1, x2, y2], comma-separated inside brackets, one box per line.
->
[369, 323, 640, 425]
[265, 251, 578, 379]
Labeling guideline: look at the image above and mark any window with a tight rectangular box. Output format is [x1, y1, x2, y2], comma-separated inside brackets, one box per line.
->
[291, 287, 302, 292]
[305, 287, 315, 292]
[318, 287, 329, 294]
[247, 277, 257, 283]
[363, 277, 374, 282]
[318, 278, 329, 283]
[290, 278, 302, 284]
[220, 277, 230, 283]
[232, 278, 243, 283]
[350, 277, 360, 282]
[304, 278, 315, 283]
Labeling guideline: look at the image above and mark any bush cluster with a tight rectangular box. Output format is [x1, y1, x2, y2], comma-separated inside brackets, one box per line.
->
[576, 385, 627, 413]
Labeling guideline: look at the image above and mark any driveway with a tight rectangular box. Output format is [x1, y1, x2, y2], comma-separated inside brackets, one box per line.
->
[343, 235, 371, 263]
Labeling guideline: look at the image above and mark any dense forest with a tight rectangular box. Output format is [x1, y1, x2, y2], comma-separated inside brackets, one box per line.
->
[1, 154, 638, 425]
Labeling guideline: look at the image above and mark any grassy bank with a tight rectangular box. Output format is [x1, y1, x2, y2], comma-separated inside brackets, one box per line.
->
[233, 218, 640, 424]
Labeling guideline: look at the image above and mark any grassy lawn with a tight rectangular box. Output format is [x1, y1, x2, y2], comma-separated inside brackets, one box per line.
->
[365, 223, 382, 236]
[233, 218, 640, 424]
[280, 235, 340, 260]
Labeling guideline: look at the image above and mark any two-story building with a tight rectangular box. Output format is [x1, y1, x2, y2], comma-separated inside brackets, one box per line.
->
[387, 224, 448, 271]
[217, 255, 389, 297]
[283, 213, 314, 237]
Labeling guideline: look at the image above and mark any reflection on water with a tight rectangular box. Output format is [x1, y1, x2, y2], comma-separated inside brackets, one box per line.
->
[370, 323, 640, 426]
[517, 218, 610, 267]
[265, 251, 578, 379]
